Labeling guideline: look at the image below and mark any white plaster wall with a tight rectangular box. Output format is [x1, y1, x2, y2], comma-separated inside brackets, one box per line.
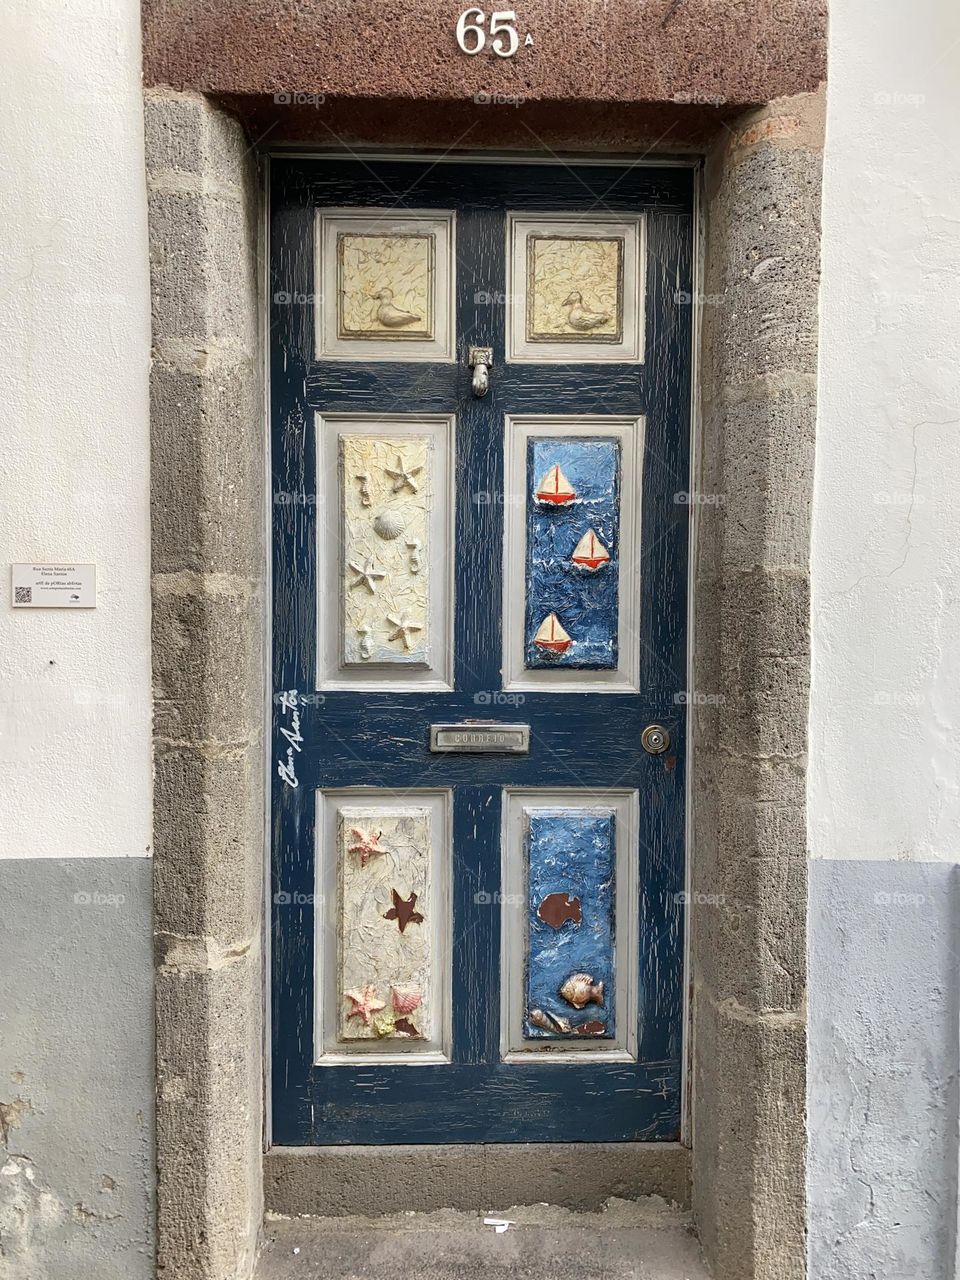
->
[810, 0, 960, 863]
[0, 0, 152, 858]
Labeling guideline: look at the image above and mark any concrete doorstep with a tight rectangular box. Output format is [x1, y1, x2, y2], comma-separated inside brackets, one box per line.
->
[256, 1198, 711, 1280]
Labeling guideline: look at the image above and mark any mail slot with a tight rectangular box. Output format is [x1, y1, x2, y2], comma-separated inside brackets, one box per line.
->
[429, 723, 530, 754]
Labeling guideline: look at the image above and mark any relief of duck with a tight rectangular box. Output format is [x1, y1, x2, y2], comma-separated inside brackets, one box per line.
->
[562, 290, 612, 332]
[373, 287, 421, 328]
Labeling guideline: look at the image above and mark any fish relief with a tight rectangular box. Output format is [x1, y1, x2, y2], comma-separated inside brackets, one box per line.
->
[559, 972, 605, 1009]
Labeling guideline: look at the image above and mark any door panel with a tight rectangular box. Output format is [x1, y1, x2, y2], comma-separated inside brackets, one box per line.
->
[270, 158, 693, 1145]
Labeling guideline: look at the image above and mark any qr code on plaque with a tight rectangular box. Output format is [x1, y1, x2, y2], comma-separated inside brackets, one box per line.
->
[14, 586, 32, 604]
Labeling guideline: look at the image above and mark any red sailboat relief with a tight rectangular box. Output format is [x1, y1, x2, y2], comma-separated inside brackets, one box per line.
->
[533, 613, 573, 655]
[535, 464, 576, 505]
[571, 528, 610, 571]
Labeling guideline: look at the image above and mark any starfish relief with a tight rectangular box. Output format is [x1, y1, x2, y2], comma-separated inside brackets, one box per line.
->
[348, 556, 386, 594]
[345, 984, 386, 1026]
[384, 454, 423, 495]
[383, 889, 424, 934]
[385, 613, 423, 651]
[347, 826, 391, 868]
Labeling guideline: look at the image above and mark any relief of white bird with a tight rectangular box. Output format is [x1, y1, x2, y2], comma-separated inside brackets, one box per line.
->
[372, 288, 421, 328]
[562, 290, 612, 331]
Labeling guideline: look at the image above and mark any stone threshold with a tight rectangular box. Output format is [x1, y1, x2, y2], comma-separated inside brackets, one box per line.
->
[256, 1200, 711, 1279]
[265, 1142, 690, 1217]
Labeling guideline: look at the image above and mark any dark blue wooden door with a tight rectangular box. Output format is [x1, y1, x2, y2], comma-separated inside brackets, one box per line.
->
[271, 158, 692, 1144]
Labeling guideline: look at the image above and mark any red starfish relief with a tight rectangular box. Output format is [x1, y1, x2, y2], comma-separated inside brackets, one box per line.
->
[344, 984, 386, 1026]
[383, 889, 424, 934]
[347, 826, 390, 868]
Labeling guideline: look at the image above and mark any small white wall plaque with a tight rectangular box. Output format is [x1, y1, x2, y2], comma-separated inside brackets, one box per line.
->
[12, 563, 96, 608]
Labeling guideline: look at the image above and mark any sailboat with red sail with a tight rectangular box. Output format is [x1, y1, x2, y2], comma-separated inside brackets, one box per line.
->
[535, 464, 576, 505]
[533, 613, 572, 655]
[571, 528, 610, 571]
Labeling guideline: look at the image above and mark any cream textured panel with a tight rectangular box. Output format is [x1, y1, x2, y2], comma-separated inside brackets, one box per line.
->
[339, 434, 430, 667]
[317, 211, 455, 361]
[506, 214, 645, 363]
[527, 235, 623, 343]
[337, 806, 432, 1042]
[338, 232, 435, 341]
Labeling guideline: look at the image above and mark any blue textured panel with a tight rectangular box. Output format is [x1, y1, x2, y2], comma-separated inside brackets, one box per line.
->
[525, 808, 616, 1039]
[524, 437, 621, 669]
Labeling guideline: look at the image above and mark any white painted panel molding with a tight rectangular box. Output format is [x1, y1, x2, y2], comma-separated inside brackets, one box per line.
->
[316, 210, 456, 361]
[500, 788, 639, 1062]
[506, 213, 645, 363]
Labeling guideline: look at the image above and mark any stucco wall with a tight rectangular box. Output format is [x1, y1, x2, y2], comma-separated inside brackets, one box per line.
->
[0, 0, 154, 1275]
[808, 0, 960, 1275]
[0, 0, 152, 860]
[810, 0, 960, 865]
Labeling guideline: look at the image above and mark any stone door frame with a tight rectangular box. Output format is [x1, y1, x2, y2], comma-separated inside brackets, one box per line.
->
[145, 79, 822, 1280]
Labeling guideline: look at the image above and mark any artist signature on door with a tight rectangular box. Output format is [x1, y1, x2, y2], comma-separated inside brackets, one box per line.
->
[276, 689, 304, 788]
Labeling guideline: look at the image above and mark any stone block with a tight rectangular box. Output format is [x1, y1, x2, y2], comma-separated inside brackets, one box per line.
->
[704, 142, 823, 390]
[152, 578, 263, 743]
[153, 740, 263, 947]
[708, 386, 817, 573]
[150, 357, 263, 576]
[155, 955, 263, 1280]
[691, 993, 805, 1280]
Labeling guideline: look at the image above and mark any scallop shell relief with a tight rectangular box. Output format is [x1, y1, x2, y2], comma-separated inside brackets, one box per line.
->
[373, 509, 406, 541]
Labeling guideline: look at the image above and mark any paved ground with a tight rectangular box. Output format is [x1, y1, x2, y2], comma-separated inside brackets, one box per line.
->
[257, 1198, 711, 1279]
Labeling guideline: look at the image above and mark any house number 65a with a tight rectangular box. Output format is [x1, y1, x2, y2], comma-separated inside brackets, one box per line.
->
[455, 9, 530, 57]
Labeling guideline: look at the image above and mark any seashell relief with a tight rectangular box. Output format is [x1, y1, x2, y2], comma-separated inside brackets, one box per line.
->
[340, 435, 430, 666]
[338, 807, 431, 1043]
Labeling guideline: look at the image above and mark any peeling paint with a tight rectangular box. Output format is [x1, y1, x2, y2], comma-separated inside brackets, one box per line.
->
[0, 1096, 33, 1146]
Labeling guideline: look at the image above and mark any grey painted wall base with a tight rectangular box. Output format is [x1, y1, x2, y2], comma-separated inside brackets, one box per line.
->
[265, 1143, 690, 1217]
[808, 858, 960, 1280]
[0, 858, 154, 1280]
